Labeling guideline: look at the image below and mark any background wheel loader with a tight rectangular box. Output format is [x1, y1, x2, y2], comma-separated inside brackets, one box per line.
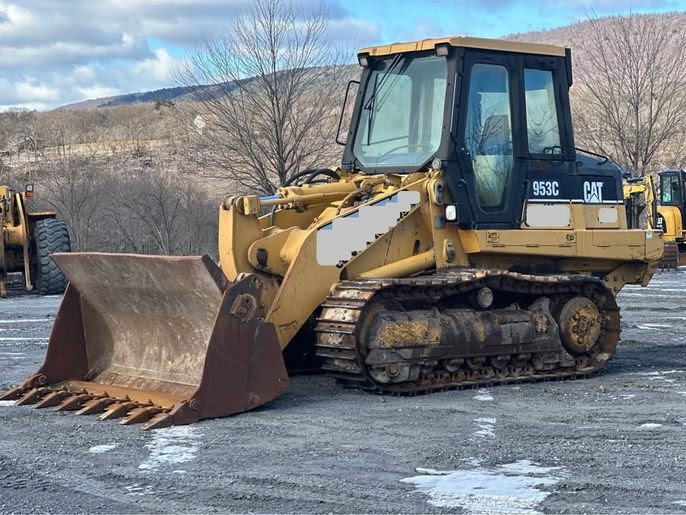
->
[0, 184, 71, 297]
[2, 36, 662, 430]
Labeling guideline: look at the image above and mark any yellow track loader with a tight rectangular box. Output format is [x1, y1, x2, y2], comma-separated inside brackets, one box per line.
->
[2, 36, 662, 429]
[0, 184, 71, 297]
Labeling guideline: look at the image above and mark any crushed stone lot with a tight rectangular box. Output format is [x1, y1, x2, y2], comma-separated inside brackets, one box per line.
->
[0, 273, 685, 514]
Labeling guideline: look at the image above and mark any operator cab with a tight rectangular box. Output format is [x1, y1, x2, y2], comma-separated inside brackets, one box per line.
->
[342, 37, 623, 229]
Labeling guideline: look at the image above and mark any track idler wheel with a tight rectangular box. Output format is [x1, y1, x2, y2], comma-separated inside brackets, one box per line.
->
[556, 296, 602, 355]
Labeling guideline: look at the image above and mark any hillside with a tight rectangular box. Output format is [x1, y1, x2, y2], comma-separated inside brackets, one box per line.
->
[56, 83, 237, 111]
[507, 11, 685, 47]
[57, 85, 201, 110]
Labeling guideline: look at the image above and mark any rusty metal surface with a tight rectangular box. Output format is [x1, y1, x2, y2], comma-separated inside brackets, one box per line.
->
[52, 253, 228, 395]
[659, 241, 679, 269]
[1, 253, 288, 429]
[556, 296, 603, 355]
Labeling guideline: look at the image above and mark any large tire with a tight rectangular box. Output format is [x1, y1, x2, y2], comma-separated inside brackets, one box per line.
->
[33, 218, 71, 295]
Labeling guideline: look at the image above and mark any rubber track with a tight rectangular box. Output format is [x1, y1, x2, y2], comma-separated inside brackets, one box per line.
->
[314, 270, 620, 395]
[34, 218, 71, 295]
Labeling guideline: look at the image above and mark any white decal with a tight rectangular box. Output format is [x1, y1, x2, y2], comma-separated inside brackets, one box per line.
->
[532, 181, 559, 197]
[598, 207, 618, 224]
[583, 181, 604, 203]
[316, 190, 421, 266]
[525, 204, 571, 227]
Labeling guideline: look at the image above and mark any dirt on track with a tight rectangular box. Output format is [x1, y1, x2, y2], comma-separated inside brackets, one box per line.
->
[0, 272, 685, 514]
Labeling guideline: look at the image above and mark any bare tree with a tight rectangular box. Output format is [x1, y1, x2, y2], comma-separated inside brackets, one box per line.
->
[573, 13, 686, 176]
[179, 0, 348, 194]
[38, 155, 112, 251]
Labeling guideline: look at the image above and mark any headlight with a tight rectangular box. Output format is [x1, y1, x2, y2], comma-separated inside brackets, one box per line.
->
[445, 204, 457, 222]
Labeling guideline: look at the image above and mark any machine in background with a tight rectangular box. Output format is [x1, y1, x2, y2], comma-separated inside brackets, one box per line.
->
[0, 184, 71, 297]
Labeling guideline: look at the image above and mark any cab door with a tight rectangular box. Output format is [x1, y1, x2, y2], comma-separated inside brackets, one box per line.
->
[451, 49, 526, 228]
[659, 170, 686, 227]
[447, 49, 576, 229]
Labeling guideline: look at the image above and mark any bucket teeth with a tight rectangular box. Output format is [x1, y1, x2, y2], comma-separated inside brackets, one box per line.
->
[35, 390, 70, 409]
[55, 394, 93, 411]
[0, 385, 26, 401]
[76, 397, 116, 416]
[121, 406, 162, 426]
[145, 412, 173, 431]
[99, 401, 139, 421]
[16, 387, 48, 406]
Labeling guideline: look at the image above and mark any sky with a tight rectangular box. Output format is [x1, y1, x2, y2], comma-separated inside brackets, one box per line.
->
[0, 0, 683, 110]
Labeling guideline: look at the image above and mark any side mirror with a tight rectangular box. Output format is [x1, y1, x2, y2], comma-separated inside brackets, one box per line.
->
[335, 80, 360, 146]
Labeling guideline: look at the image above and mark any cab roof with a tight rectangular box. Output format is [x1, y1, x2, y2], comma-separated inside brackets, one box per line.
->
[359, 36, 567, 58]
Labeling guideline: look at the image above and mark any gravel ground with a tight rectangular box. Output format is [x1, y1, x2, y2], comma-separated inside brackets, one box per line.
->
[0, 272, 685, 514]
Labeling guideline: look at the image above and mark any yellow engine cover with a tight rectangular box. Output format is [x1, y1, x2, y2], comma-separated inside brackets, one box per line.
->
[657, 205, 683, 241]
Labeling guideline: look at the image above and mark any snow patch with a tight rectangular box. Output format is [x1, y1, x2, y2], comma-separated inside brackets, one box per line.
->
[639, 423, 663, 429]
[636, 370, 680, 376]
[635, 370, 681, 384]
[0, 400, 16, 406]
[473, 417, 496, 438]
[89, 444, 118, 454]
[498, 461, 560, 475]
[401, 459, 564, 513]
[473, 390, 494, 401]
[125, 484, 155, 496]
[634, 323, 670, 329]
[139, 426, 202, 472]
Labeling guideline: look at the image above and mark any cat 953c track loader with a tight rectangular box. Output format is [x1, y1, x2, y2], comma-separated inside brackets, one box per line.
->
[2, 36, 663, 429]
[0, 184, 71, 297]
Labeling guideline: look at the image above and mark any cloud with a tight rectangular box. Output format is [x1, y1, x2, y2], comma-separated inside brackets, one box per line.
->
[0, 0, 374, 109]
[0, 0, 674, 110]
[75, 85, 121, 101]
[0, 77, 60, 109]
[13, 81, 60, 102]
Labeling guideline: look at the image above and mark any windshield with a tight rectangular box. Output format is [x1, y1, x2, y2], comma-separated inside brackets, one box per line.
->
[661, 174, 682, 204]
[352, 54, 448, 169]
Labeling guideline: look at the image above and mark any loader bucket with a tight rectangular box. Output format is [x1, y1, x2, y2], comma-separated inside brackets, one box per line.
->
[1, 253, 288, 429]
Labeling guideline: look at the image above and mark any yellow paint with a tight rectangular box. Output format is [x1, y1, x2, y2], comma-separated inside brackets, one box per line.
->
[657, 205, 682, 242]
[360, 36, 566, 58]
[214, 168, 662, 350]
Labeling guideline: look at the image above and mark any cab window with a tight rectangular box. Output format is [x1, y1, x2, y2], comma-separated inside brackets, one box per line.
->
[352, 54, 448, 168]
[661, 174, 682, 204]
[524, 68, 561, 154]
[465, 63, 514, 210]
